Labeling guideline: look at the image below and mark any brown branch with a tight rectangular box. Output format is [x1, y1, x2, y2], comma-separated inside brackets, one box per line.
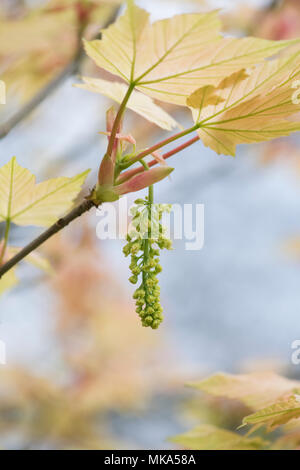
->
[0, 197, 98, 279]
[0, 60, 80, 139]
[0, 5, 120, 139]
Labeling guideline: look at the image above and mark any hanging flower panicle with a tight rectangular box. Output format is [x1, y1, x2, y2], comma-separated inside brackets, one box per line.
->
[123, 197, 172, 329]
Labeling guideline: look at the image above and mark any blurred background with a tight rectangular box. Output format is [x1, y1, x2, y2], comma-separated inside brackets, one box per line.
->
[1, 0, 300, 450]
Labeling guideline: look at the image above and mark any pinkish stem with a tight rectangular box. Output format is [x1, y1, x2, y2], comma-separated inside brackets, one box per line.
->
[117, 135, 200, 184]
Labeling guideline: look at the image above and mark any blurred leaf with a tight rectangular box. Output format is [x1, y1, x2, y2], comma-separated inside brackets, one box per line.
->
[170, 424, 266, 450]
[271, 427, 300, 450]
[183, 395, 250, 430]
[84, 1, 294, 106]
[0, 0, 118, 103]
[0, 11, 74, 56]
[76, 76, 178, 130]
[0, 157, 89, 227]
[0, 8, 76, 102]
[243, 395, 300, 431]
[0, 269, 18, 296]
[189, 371, 300, 410]
[8, 247, 53, 274]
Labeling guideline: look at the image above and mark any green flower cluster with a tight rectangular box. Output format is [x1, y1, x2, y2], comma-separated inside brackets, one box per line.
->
[123, 198, 172, 329]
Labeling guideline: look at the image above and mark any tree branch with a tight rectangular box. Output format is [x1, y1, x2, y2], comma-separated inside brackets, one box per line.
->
[0, 134, 200, 278]
[0, 5, 120, 139]
[0, 60, 80, 139]
[0, 197, 98, 279]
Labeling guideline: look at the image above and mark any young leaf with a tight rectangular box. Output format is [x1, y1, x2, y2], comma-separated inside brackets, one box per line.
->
[243, 395, 300, 431]
[84, 1, 296, 106]
[170, 424, 266, 450]
[0, 157, 89, 227]
[189, 371, 300, 410]
[189, 47, 300, 155]
[76, 77, 178, 130]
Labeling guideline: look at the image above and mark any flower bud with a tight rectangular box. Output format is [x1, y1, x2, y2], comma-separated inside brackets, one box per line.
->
[115, 166, 174, 196]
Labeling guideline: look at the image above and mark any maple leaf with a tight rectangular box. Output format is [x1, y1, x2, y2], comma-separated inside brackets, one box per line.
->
[84, 0, 296, 106]
[75, 77, 178, 130]
[242, 395, 300, 431]
[189, 371, 300, 410]
[0, 157, 89, 227]
[188, 47, 300, 155]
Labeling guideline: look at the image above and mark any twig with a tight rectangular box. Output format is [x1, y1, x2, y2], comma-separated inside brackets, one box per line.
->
[0, 5, 120, 139]
[0, 198, 97, 278]
[0, 60, 79, 139]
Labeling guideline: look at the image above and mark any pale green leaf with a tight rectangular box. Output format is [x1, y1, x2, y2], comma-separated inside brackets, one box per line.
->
[76, 77, 178, 130]
[84, 1, 295, 106]
[189, 371, 300, 410]
[243, 395, 300, 431]
[170, 424, 266, 450]
[0, 157, 89, 227]
[189, 47, 300, 155]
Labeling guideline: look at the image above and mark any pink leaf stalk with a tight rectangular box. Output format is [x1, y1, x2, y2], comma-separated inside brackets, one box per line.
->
[151, 151, 167, 166]
[116, 135, 200, 185]
[100, 132, 136, 146]
[98, 107, 123, 186]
